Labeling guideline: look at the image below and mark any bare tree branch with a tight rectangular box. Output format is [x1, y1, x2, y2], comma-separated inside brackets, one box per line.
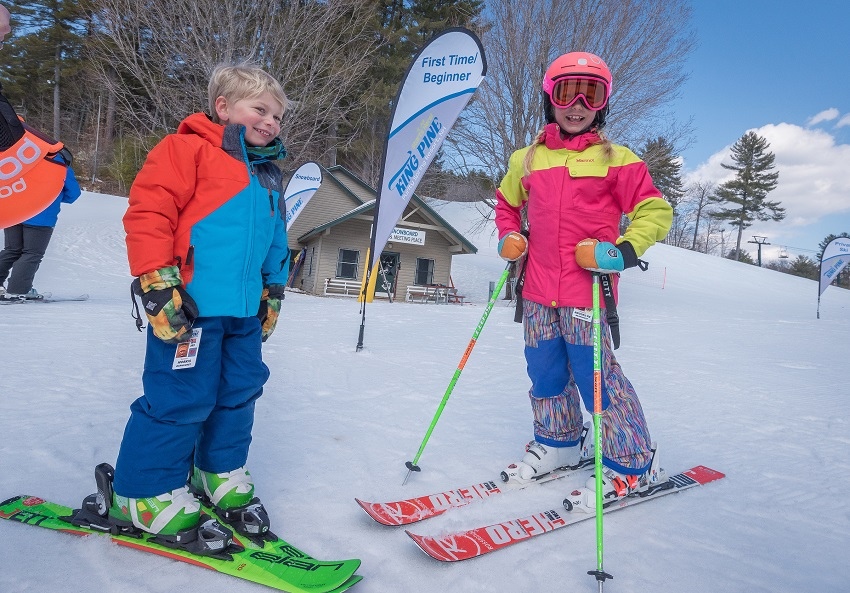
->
[443, 0, 695, 213]
[85, 0, 380, 165]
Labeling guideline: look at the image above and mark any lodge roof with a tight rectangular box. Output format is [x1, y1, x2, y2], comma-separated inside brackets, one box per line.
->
[294, 164, 477, 255]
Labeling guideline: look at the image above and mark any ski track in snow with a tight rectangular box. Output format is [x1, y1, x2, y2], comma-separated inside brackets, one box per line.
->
[1, 193, 849, 592]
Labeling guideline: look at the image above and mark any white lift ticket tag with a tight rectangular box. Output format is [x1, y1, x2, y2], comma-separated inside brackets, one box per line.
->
[572, 308, 593, 323]
[172, 328, 202, 370]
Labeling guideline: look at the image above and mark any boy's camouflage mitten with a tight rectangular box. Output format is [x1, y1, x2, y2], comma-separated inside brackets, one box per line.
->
[132, 265, 199, 344]
[257, 284, 284, 342]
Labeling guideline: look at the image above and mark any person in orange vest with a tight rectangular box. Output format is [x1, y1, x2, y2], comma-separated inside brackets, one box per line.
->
[0, 151, 81, 300]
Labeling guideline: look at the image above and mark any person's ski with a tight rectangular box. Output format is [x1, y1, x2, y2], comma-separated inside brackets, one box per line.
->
[0, 494, 362, 593]
[405, 465, 725, 562]
[0, 293, 89, 304]
[356, 459, 594, 526]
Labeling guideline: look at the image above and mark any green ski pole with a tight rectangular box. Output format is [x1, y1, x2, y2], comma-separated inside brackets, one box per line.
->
[403, 262, 512, 485]
[588, 272, 613, 589]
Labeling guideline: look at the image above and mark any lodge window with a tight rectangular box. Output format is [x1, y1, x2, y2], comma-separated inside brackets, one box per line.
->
[415, 257, 434, 285]
[336, 249, 360, 279]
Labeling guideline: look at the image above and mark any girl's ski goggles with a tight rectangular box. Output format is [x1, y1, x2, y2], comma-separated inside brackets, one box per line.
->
[546, 76, 609, 111]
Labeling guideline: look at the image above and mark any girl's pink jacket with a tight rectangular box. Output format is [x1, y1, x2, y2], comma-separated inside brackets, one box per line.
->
[496, 123, 672, 309]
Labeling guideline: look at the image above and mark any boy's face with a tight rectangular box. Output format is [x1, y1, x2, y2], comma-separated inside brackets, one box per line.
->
[214, 91, 284, 147]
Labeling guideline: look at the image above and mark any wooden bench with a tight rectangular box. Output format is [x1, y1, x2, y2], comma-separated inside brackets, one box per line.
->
[406, 285, 447, 304]
[323, 278, 361, 297]
[447, 287, 466, 305]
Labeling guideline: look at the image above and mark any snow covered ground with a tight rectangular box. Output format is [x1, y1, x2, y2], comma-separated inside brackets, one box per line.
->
[1, 192, 848, 593]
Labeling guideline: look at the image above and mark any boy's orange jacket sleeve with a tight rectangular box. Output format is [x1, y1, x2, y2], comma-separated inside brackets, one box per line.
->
[123, 136, 198, 277]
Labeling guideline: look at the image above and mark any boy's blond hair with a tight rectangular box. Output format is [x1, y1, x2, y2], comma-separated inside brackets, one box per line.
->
[208, 63, 288, 123]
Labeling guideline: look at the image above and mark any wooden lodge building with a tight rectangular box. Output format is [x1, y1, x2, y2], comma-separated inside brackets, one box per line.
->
[285, 165, 477, 303]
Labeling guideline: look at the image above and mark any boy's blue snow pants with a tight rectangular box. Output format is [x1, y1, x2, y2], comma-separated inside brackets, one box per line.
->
[114, 316, 269, 498]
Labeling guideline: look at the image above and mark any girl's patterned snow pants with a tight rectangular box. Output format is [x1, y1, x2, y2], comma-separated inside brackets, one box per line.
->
[522, 300, 653, 474]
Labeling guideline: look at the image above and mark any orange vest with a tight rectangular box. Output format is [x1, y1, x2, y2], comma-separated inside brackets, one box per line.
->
[0, 125, 68, 228]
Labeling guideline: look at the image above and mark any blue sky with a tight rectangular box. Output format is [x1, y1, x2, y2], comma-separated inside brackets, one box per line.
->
[671, 0, 850, 260]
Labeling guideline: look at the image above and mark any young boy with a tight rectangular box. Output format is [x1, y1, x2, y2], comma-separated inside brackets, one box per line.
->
[102, 64, 290, 548]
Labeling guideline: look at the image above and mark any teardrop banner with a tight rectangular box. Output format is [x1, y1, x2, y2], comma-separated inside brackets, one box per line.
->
[283, 161, 322, 230]
[817, 236, 850, 318]
[356, 27, 487, 351]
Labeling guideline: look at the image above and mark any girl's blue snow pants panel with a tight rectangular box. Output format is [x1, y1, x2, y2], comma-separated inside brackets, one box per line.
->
[522, 300, 653, 474]
[113, 316, 269, 498]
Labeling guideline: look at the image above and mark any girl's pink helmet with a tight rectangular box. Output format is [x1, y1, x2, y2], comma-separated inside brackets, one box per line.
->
[542, 52, 613, 98]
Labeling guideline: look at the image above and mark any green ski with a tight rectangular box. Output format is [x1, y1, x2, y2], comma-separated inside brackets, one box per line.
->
[0, 495, 361, 593]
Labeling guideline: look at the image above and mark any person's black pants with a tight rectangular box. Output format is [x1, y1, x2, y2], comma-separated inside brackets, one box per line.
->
[0, 224, 54, 294]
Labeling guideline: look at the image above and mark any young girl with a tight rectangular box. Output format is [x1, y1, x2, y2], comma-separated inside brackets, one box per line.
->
[495, 52, 673, 506]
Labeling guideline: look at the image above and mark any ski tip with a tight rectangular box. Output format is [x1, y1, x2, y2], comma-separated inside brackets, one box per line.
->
[353, 498, 372, 512]
[405, 530, 455, 562]
[353, 498, 373, 515]
[685, 465, 726, 484]
[353, 498, 397, 526]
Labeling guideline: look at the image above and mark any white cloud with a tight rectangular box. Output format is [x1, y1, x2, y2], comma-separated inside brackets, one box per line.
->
[837, 113, 850, 128]
[808, 108, 840, 125]
[684, 123, 850, 248]
[686, 147, 735, 184]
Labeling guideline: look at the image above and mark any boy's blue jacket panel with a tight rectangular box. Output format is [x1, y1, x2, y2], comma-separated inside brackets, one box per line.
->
[123, 112, 289, 318]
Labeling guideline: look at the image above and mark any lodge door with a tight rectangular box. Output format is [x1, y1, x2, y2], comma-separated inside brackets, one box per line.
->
[378, 252, 400, 297]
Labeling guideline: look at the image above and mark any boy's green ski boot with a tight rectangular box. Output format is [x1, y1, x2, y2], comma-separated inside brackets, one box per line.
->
[190, 466, 275, 545]
[109, 486, 200, 535]
[70, 463, 235, 558]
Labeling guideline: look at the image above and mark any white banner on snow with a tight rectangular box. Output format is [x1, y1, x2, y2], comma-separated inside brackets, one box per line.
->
[369, 27, 486, 269]
[817, 236, 850, 318]
[819, 237, 850, 295]
[284, 162, 322, 230]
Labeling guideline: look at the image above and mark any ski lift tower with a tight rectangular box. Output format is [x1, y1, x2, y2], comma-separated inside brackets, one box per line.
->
[748, 235, 770, 267]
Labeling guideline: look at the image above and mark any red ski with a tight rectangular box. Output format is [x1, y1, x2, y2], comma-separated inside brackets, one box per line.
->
[355, 462, 593, 526]
[406, 465, 725, 562]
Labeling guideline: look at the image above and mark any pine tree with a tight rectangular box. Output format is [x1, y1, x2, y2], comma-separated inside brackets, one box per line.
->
[639, 136, 686, 245]
[708, 132, 783, 261]
[725, 248, 756, 265]
[788, 255, 818, 281]
[640, 137, 685, 211]
[0, 0, 87, 139]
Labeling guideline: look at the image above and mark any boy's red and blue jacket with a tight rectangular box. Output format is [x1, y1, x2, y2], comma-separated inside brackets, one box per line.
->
[124, 112, 289, 318]
[496, 123, 672, 309]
